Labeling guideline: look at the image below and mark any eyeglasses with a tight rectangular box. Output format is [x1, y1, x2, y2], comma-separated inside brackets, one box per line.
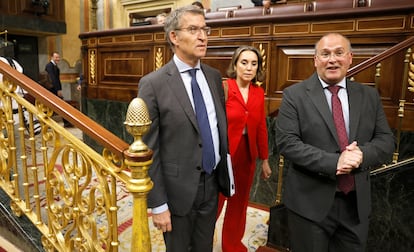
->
[176, 26, 211, 35]
[317, 50, 349, 60]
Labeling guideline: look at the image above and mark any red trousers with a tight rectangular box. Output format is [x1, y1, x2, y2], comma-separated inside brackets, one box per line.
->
[217, 135, 256, 252]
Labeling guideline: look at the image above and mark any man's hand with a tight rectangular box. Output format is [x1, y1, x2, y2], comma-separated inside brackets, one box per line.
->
[152, 209, 172, 233]
[57, 90, 64, 98]
[336, 141, 363, 175]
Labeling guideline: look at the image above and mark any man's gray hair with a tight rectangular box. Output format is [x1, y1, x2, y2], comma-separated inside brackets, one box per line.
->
[164, 5, 205, 49]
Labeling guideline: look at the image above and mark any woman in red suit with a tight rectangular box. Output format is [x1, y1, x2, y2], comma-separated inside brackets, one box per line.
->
[217, 45, 272, 252]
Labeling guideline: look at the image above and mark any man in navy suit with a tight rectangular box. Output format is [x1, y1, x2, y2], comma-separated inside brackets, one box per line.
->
[45, 51, 72, 127]
[45, 52, 63, 97]
[275, 33, 395, 251]
[138, 5, 233, 252]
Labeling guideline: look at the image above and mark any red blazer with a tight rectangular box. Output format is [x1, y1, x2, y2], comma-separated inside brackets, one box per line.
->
[225, 78, 268, 161]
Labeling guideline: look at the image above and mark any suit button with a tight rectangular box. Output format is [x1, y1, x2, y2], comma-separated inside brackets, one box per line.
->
[199, 143, 202, 147]
[196, 166, 202, 171]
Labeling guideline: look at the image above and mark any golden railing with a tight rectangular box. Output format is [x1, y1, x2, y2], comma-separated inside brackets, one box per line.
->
[0, 60, 153, 251]
[347, 37, 414, 164]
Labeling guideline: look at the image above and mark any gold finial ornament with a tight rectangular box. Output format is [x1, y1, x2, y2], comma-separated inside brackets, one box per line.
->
[124, 98, 152, 153]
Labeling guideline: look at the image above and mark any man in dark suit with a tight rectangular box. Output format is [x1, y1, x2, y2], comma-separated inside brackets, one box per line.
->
[45, 52, 63, 97]
[275, 33, 395, 251]
[138, 5, 233, 252]
[45, 51, 72, 127]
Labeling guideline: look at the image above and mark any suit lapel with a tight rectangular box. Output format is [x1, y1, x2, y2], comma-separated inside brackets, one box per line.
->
[165, 61, 199, 132]
[347, 80, 362, 142]
[227, 78, 245, 106]
[201, 63, 224, 119]
[306, 73, 340, 145]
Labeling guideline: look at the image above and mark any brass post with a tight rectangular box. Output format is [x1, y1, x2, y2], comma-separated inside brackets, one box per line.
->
[124, 98, 153, 252]
[274, 155, 284, 206]
[393, 48, 411, 163]
[375, 62, 381, 89]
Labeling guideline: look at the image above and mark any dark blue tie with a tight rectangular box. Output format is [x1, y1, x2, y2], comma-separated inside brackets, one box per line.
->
[189, 68, 215, 174]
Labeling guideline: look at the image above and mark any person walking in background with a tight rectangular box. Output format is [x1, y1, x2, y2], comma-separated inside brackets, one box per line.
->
[217, 45, 271, 252]
[45, 52, 63, 98]
[275, 33, 395, 252]
[45, 51, 72, 127]
[76, 74, 83, 91]
[137, 5, 233, 252]
[251, 0, 277, 8]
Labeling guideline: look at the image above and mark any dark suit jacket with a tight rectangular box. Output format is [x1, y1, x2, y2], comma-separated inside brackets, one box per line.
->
[45, 61, 61, 95]
[138, 60, 230, 216]
[275, 73, 395, 222]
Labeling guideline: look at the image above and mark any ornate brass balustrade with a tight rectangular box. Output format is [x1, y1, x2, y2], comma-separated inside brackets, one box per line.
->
[0, 60, 152, 252]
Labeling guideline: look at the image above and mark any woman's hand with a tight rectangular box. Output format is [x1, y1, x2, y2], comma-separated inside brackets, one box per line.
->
[261, 159, 272, 180]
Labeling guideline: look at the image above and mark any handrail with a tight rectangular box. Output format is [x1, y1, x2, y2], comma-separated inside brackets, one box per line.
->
[0, 60, 129, 156]
[0, 61, 153, 251]
[347, 36, 414, 77]
[371, 157, 414, 176]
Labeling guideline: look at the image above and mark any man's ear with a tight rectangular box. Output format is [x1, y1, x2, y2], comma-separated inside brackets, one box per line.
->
[169, 31, 178, 46]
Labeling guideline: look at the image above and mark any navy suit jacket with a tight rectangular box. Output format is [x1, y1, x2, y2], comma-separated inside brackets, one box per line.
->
[276, 73, 395, 222]
[45, 61, 61, 95]
[138, 60, 230, 216]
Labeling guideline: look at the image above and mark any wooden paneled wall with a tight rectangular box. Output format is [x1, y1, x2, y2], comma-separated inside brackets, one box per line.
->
[0, 0, 65, 22]
[79, 0, 414, 131]
[0, 0, 66, 35]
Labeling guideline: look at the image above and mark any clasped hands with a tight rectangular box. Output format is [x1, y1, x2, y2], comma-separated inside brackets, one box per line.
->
[336, 141, 363, 175]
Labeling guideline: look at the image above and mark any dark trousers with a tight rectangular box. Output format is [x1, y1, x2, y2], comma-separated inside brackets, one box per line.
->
[288, 191, 369, 252]
[163, 171, 219, 252]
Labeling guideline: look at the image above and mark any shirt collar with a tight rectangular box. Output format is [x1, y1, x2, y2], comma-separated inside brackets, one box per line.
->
[173, 54, 201, 73]
[318, 76, 347, 89]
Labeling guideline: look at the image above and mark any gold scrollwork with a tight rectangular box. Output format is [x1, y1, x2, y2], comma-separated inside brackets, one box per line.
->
[89, 50, 96, 85]
[45, 145, 118, 251]
[103, 148, 125, 173]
